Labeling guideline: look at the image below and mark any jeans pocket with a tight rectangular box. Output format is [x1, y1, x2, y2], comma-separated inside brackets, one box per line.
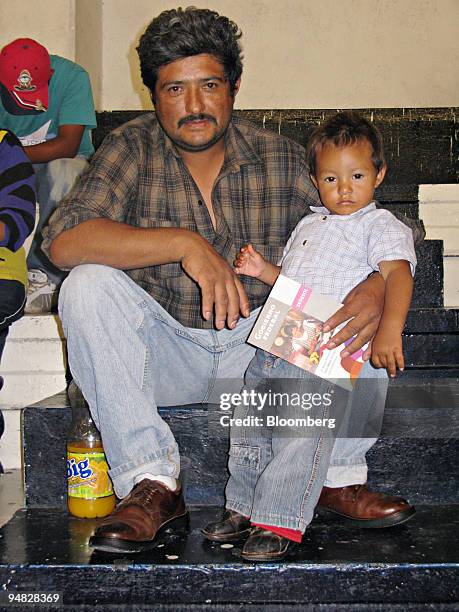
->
[228, 444, 260, 470]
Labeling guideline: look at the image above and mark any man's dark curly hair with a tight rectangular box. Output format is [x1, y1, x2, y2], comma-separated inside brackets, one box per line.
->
[307, 111, 386, 177]
[137, 6, 243, 96]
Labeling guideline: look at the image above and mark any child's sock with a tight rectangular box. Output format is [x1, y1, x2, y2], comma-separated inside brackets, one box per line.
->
[251, 521, 303, 543]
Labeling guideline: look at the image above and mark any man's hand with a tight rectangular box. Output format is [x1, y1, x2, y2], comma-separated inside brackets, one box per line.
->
[371, 329, 404, 378]
[181, 233, 250, 330]
[323, 273, 385, 359]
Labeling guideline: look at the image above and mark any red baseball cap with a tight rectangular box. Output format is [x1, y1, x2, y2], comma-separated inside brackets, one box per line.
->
[0, 38, 52, 112]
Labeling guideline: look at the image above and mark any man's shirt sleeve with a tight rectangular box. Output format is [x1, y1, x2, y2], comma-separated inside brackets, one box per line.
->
[290, 162, 320, 223]
[0, 130, 36, 252]
[41, 131, 138, 261]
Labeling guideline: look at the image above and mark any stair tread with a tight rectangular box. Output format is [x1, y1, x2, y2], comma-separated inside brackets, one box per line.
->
[0, 506, 457, 605]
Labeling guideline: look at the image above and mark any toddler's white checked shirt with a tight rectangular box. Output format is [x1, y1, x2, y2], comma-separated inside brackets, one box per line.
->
[279, 202, 417, 303]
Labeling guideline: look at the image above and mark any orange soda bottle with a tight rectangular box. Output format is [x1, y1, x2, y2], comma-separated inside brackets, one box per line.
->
[67, 382, 116, 518]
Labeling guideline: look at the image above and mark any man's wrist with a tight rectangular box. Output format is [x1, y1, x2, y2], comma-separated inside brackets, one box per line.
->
[176, 228, 205, 261]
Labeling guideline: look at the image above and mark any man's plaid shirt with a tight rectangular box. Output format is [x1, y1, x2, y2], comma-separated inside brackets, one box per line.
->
[42, 114, 319, 328]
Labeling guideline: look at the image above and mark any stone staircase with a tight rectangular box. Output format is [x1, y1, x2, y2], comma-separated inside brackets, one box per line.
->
[0, 108, 457, 608]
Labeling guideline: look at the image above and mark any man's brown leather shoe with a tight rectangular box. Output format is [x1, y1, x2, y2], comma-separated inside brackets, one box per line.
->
[201, 509, 251, 542]
[89, 479, 189, 553]
[317, 484, 415, 528]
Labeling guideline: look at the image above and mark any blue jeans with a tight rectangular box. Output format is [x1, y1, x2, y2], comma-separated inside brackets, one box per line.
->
[59, 264, 258, 498]
[27, 158, 88, 286]
[225, 350, 388, 532]
[0, 279, 26, 361]
[59, 264, 387, 502]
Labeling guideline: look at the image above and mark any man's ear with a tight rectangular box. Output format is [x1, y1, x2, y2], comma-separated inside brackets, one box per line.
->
[232, 78, 241, 98]
[310, 174, 318, 189]
[375, 164, 387, 187]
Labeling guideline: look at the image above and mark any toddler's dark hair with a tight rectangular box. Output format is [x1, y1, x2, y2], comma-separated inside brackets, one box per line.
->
[307, 111, 385, 176]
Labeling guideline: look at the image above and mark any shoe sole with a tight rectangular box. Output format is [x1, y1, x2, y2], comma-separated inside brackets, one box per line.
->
[201, 527, 252, 543]
[241, 543, 291, 562]
[88, 511, 190, 554]
[316, 505, 416, 528]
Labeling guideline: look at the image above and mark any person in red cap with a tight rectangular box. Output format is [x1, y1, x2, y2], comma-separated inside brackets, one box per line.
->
[0, 38, 96, 313]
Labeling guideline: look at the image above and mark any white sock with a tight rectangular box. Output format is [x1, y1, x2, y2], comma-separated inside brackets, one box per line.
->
[134, 472, 178, 491]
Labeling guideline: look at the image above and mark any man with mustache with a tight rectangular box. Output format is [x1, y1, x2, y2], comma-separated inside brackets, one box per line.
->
[42, 7, 415, 557]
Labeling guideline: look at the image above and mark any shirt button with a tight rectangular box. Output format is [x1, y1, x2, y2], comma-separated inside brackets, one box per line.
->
[198, 200, 203, 206]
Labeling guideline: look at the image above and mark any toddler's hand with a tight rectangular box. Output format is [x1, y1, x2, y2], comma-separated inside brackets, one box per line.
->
[371, 329, 404, 378]
[234, 243, 266, 278]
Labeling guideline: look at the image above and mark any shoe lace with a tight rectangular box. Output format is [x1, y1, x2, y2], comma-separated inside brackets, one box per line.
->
[121, 480, 162, 508]
[351, 484, 366, 502]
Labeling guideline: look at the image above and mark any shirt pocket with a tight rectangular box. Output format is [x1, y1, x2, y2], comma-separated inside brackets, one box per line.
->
[228, 444, 260, 470]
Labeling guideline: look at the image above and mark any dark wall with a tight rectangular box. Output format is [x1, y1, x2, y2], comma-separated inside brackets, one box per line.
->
[94, 108, 458, 206]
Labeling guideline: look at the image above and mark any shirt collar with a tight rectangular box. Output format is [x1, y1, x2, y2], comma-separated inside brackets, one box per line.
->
[161, 127, 182, 159]
[309, 201, 377, 218]
[222, 118, 262, 172]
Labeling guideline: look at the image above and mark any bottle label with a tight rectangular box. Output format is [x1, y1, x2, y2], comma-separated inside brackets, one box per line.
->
[67, 451, 114, 499]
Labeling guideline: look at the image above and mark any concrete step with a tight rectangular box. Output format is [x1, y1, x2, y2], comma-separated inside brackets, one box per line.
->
[0, 409, 22, 471]
[0, 314, 66, 408]
[0, 506, 457, 608]
[0, 372, 67, 409]
[444, 257, 459, 308]
[419, 184, 459, 308]
[411, 240, 443, 308]
[0, 314, 67, 470]
[0, 469, 23, 528]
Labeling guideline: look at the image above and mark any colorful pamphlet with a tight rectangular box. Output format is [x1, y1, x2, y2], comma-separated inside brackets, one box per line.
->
[247, 274, 368, 390]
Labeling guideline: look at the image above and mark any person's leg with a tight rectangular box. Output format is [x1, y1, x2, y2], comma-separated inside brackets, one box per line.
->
[60, 264, 262, 552]
[0, 328, 7, 363]
[224, 355, 337, 560]
[60, 265, 258, 496]
[246, 356, 336, 532]
[0, 279, 27, 473]
[59, 264, 221, 498]
[202, 348, 278, 543]
[206, 353, 337, 559]
[223, 350, 278, 518]
[318, 361, 415, 527]
[324, 361, 388, 487]
[26, 158, 88, 312]
[0, 279, 27, 361]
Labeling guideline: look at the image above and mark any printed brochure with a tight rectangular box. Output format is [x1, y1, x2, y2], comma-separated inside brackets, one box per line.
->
[247, 274, 368, 390]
